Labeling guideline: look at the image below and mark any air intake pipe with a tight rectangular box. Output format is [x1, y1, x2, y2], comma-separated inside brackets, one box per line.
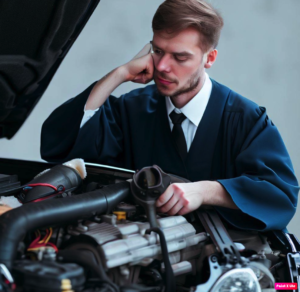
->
[0, 181, 130, 270]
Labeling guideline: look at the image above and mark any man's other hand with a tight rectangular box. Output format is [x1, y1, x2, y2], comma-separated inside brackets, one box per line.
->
[156, 181, 238, 216]
[156, 182, 204, 216]
[121, 43, 154, 84]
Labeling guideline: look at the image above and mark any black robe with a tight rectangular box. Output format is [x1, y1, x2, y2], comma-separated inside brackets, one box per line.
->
[41, 79, 299, 231]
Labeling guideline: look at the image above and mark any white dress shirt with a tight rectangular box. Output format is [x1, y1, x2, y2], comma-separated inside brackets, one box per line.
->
[80, 73, 212, 152]
[80, 104, 99, 128]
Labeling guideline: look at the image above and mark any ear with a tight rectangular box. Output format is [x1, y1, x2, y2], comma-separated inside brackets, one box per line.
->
[204, 49, 218, 69]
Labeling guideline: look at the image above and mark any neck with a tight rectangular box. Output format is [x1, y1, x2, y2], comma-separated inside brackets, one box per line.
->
[170, 73, 206, 109]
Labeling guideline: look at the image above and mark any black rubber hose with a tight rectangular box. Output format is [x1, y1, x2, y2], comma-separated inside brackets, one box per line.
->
[145, 227, 175, 292]
[0, 182, 130, 270]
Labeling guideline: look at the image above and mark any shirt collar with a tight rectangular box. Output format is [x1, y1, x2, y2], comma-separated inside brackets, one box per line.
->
[165, 72, 212, 127]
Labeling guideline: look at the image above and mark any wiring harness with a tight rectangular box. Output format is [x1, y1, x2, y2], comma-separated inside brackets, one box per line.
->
[27, 228, 58, 253]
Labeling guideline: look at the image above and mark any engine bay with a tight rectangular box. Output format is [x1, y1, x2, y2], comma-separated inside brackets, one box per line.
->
[0, 159, 299, 292]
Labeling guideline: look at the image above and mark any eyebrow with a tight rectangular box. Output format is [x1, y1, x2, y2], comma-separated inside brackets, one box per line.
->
[151, 41, 194, 57]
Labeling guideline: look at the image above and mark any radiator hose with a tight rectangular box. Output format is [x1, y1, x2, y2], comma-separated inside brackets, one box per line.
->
[0, 181, 130, 270]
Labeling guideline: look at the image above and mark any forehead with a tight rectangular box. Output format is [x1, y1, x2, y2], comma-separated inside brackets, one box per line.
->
[152, 27, 203, 54]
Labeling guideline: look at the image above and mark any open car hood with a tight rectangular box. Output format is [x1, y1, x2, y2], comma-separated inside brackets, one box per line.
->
[0, 0, 100, 139]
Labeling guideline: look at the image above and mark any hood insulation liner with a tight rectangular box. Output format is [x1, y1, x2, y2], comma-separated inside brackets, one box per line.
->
[0, 0, 100, 139]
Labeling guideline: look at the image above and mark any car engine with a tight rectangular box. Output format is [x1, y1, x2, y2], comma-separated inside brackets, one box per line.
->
[0, 160, 299, 292]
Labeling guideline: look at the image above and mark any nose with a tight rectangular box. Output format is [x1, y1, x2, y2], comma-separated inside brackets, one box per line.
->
[154, 54, 172, 73]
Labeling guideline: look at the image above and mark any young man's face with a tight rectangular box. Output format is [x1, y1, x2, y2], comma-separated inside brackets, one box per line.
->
[151, 27, 210, 99]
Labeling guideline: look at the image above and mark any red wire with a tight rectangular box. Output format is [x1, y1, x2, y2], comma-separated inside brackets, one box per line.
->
[28, 229, 58, 252]
[22, 183, 66, 204]
[27, 183, 58, 191]
[28, 234, 41, 248]
[31, 193, 62, 203]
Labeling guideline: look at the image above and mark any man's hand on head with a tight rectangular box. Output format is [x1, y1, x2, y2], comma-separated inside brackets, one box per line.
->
[156, 181, 238, 216]
[121, 43, 154, 84]
[85, 43, 154, 110]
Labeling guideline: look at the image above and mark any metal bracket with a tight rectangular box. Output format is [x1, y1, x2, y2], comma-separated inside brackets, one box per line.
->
[287, 253, 300, 292]
[196, 208, 241, 264]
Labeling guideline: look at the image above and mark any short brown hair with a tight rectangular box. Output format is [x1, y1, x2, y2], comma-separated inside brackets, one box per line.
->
[152, 0, 224, 52]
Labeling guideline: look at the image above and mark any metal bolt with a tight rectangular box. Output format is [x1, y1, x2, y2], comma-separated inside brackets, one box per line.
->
[211, 256, 218, 262]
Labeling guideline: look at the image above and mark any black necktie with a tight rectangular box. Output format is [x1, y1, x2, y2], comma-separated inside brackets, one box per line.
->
[169, 110, 187, 160]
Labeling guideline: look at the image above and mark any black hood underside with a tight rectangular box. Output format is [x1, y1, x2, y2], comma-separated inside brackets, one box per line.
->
[0, 0, 100, 139]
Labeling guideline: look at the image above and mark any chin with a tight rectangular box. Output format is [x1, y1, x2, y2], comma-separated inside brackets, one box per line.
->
[155, 82, 176, 97]
[157, 88, 174, 97]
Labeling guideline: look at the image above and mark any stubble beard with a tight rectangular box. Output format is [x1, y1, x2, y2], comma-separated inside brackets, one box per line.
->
[156, 70, 202, 98]
[170, 71, 201, 98]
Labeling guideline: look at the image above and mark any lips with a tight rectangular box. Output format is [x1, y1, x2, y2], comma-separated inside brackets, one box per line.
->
[157, 76, 173, 85]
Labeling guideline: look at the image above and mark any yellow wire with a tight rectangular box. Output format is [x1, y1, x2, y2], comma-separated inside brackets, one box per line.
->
[28, 228, 52, 253]
[27, 247, 43, 251]
[45, 227, 53, 243]
[38, 229, 47, 244]
[38, 228, 52, 244]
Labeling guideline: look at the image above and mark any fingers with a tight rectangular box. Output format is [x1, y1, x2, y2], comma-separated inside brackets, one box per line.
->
[133, 54, 154, 84]
[131, 43, 152, 60]
[156, 184, 174, 208]
[156, 184, 188, 216]
[156, 183, 203, 216]
[124, 43, 154, 83]
[131, 68, 153, 84]
[158, 193, 178, 213]
[177, 206, 190, 216]
[168, 201, 184, 216]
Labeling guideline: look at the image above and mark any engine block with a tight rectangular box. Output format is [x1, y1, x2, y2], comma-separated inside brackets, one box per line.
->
[67, 215, 208, 275]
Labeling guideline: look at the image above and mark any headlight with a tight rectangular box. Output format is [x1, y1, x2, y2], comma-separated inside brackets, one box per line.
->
[210, 268, 261, 292]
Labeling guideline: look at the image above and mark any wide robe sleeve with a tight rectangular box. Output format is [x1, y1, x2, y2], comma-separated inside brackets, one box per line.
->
[40, 83, 128, 167]
[217, 106, 299, 231]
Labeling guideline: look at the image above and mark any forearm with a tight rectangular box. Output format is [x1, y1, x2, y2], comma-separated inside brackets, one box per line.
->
[199, 181, 238, 209]
[85, 44, 153, 110]
[157, 180, 238, 216]
[85, 66, 127, 110]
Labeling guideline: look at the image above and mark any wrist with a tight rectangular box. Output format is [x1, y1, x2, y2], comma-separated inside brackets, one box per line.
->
[196, 181, 238, 209]
[196, 181, 214, 205]
[85, 67, 127, 111]
[117, 65, 131, 83]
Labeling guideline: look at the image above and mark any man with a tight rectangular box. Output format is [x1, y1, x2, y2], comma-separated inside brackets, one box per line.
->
[41, 0, 299, 231]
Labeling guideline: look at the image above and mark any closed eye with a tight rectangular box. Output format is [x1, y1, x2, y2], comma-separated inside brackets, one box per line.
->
[174, 55, 189, 62]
